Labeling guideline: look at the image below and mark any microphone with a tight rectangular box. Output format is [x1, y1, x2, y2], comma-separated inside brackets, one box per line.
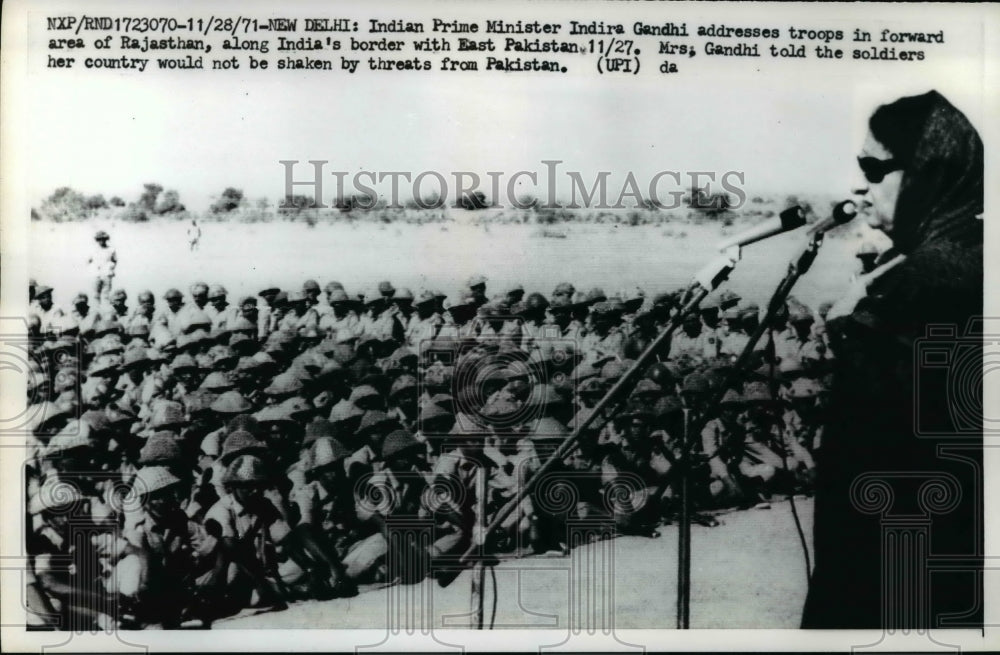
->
[716, 206, 806, 251]
[807, 200, 857, 235]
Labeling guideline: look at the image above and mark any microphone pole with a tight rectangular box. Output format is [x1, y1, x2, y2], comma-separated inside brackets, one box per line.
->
[453, 249, 742, 572]
[679, 201, 853, 521]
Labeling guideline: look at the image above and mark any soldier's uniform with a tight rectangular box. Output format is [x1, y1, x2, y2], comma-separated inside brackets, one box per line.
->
[155, 291, 187, 338]
[30, 287, 60, 335]
[70, 302, 98, 337]
[88, 231, 117, 305]
[404, 313, 442, 348]
[772, 327, 827, 367]
[278, 298, 319, 336]
[670, 326, 719, 360]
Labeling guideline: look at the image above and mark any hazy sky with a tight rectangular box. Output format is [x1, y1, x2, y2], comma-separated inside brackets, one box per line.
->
[22, 1, 987, 211]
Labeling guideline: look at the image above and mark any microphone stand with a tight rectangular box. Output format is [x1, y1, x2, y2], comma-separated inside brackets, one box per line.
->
[453, 248, 743, 583]
[721, 225, 826, 394]
[671, 227, 830, 620]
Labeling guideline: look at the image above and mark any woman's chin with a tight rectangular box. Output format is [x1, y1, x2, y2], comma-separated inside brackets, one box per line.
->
[864, 213, 889, 233]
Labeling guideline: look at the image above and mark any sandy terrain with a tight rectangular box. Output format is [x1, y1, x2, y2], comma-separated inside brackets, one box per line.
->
[216, 498, 814, 630]
[30, 216, 880, 313]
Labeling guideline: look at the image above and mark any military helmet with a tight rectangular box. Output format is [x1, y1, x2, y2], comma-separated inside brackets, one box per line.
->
[132, 466, 183, 496]
[211, 390, 252, 414]
[742, 381, 776, 404]
[138, 431, 183, 465]
[524, 293, 549, 312]
[223, 454, 269, 485]
[682, 372, 710, 395]
[389, 374, 418, 398]
[552, 282, 575, 297]
[220, 430, 267, 465]
[646, 362, 677, 390]
[308, 436, 350, 472]
[149, 401, 186, 430]
[381, 429, 421, 460]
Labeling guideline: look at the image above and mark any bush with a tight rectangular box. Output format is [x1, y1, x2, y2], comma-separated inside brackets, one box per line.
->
[155, 190, 185, 214]
[459, 190, 489, 210]
[211, 187, 244, 214]
[85, 194, 107, 210]
[39, 187, 87, 222]
[140, 183, 163, 211]
[278, 194, 319, 216]
[109, 196, 125, 207]
[121, 203, 149, 222]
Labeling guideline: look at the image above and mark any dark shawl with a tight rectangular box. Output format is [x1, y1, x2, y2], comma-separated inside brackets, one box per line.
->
[802, 91, 983, 629]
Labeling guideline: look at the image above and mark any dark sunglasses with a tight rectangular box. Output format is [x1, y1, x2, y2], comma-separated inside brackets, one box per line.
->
[857, 156, 903, 184]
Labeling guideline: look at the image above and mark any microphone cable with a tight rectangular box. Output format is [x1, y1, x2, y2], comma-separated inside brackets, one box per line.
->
[766, 327, 813, 586]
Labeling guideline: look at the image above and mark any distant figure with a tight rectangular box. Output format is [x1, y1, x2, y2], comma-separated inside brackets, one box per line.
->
[88, 230, 117, 305]
[187, 219, 202, 251]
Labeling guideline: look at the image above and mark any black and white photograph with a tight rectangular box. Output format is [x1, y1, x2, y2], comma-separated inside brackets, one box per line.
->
[1, 0, 996, 651]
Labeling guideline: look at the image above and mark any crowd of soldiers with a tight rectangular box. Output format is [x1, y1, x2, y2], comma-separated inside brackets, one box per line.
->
[24, 233, 837, 629]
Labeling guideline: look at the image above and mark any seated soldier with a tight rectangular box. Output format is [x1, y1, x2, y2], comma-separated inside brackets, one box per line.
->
[199, 454, 291, 617]
[735, 382, 787, 507]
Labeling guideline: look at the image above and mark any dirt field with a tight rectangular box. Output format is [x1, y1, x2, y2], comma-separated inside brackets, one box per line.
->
[29, 215, 881, 313]
[216, 498, 814, 630]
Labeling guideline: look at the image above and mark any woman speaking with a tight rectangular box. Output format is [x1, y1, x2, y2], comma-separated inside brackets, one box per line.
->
[802, 90, 984, 629]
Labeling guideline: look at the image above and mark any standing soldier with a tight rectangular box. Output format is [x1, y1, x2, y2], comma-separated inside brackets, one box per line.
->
[187, 219, 202, 252]
[88, 230, 117, 306]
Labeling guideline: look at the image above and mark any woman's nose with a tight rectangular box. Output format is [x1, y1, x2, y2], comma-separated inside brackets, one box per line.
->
[850, 166, 870, 198]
